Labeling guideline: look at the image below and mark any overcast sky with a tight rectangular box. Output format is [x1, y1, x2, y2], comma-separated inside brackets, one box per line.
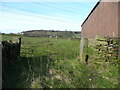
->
[0, 0, 98, 33]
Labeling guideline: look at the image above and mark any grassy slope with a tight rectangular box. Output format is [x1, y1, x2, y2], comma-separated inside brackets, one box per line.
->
[2, 35, 118, 88]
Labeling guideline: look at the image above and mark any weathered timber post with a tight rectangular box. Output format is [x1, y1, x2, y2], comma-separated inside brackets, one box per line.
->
[80, 38, 88, 62]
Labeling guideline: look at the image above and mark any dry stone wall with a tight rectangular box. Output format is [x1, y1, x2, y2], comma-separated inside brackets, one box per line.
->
[1, 38, 21, 67]
[94, 36, 119, 62]
[80, 36, 119, 64]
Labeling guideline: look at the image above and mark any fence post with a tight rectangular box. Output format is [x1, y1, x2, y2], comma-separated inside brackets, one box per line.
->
[80, 38, 88, 62]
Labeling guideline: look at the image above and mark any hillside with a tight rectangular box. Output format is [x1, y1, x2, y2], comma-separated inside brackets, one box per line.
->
[22, 30, 81, 39]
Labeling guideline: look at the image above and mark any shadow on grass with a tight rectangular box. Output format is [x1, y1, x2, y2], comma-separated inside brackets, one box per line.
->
[2, 55, 53, 88]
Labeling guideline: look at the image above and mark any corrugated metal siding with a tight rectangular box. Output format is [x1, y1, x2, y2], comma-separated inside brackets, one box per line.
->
[81, 2, 119, 38]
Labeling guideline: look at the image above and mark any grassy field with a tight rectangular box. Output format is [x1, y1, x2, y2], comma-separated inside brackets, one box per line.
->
[2, 35, 119, 88]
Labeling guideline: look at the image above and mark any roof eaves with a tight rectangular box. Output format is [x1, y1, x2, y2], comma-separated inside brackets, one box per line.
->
[81, 0, 101, 26]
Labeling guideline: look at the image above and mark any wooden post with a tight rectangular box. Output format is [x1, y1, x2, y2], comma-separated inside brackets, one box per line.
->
[80, 38, 88, 62]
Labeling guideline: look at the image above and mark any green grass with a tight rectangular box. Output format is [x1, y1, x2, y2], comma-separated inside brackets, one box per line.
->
[2, 35, 119, 88]
[1, 34, 20, 41]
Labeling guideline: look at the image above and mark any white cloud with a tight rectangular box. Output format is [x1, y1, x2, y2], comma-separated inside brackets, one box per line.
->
[0, 10, 82, 33]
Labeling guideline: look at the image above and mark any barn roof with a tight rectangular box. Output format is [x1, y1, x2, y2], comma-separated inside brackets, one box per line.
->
[81, 0, 101, 26]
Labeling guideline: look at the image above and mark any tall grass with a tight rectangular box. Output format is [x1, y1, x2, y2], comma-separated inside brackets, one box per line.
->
[2, 35, 119, 88]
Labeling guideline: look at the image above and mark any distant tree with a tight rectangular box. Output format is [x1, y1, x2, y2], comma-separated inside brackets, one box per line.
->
[2, 33, 5, 35]
[10, 33, 13, 34]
